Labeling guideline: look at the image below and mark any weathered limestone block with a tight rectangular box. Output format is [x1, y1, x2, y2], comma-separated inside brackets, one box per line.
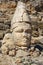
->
[4, 19, 11, 25]
[9, 50, 16, 56]
[31, 36, 43, 44]
[0, 23, 10, 32]
[1, 33, 16, 55]
[16, 49, 29, 57]
[32, 50, 40, 57]
[29, 15, 38, 22]
[1, 45, 8, 54]
[32, 31, 39, 37]
[38, 28, 43, 36]
[2, 33, 15, 50]
[4, 24, 10, 30]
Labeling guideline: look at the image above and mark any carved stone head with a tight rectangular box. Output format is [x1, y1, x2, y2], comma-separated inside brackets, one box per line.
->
[12, 22, 31, 47]
[11, 1, 31, 47]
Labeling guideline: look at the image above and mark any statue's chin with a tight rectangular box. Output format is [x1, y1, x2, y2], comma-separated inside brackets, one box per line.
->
[15, 42, 29, 47]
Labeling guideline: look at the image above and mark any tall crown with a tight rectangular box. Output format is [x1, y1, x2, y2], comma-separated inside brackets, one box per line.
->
[11, 1, 31, 31]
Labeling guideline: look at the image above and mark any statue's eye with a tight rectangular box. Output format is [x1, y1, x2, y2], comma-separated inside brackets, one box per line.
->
[25, 29, 31, 33]
[6, 37, 10, 39]
[15, 29, 23, 33]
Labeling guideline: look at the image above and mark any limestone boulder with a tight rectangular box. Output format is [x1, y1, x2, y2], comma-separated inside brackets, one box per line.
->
[16, 49, 29, 57]
[31, 36, 43, 45]
[1, 33, 16, 55]
[1, 45, 8, 54]
[9, 50, 16, 56]
[0, 54, 16, 65]
[29, 15, 38, 22]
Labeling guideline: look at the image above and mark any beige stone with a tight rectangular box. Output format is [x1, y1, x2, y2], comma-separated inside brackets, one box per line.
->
[16, 49, 29, 57]
[2, 33, 12, 44]
[31, 64, 37, 65]
[29, 15, 38, 22]
[35, 48, 40, 52]
[1, 45, 8, 54]
[32, 51, 40, 57]
[2, 33, 15, 50]
[31, 36, 43, 44]
[9, 50, 16, 56]
[23, 12, 30, 21]
[32, 31, 39, 37]
[30, 47, 35, 52]
[41, 52, 43, 56]
[1, 33, 16, 55]
[15, 58, 22, 63]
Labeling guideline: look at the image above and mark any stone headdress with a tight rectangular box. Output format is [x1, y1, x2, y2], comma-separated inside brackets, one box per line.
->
[11, 1, 31, 31]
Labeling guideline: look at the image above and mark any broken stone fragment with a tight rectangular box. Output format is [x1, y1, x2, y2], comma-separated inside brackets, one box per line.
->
[1, 45, 8, 54]
[32, 31, 39, 37]
[32, 50, 40, 57]
[31, 36, 43, 44]
[1, 33, 15, 55]
[16, 49, 29, 57]
[9, 50, 16, 56]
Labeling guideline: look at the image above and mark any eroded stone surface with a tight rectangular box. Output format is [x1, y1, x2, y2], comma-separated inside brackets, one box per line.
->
[1, 33, 16, 56]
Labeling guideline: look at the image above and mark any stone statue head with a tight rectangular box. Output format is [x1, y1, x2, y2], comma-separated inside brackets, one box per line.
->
[11, 1, 31, 47]
[12, 22, 31, 47]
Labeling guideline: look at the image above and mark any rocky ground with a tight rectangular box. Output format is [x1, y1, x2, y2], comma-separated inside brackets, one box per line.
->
[0, 0, 43, 65]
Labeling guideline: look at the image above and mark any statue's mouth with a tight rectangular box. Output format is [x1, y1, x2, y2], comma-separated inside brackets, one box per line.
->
[22, 37, 30, 42]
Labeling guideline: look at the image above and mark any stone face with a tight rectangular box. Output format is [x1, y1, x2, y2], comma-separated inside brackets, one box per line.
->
[2, 33, 13, 44]
[12, 23, 31, 47]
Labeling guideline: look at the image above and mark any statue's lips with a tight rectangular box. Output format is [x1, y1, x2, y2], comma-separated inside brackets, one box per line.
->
[22, 39, 28, 43]
[22, 37, 30, 41]
[15, 38, 29, 47]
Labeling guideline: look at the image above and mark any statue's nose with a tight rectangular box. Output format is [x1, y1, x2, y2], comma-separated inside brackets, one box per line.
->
[22, 32, 27, 37]
[2, 40, 6, 44]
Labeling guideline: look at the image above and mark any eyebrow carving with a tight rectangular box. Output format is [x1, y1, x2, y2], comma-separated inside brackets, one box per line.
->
[15, 28, 23, 32]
